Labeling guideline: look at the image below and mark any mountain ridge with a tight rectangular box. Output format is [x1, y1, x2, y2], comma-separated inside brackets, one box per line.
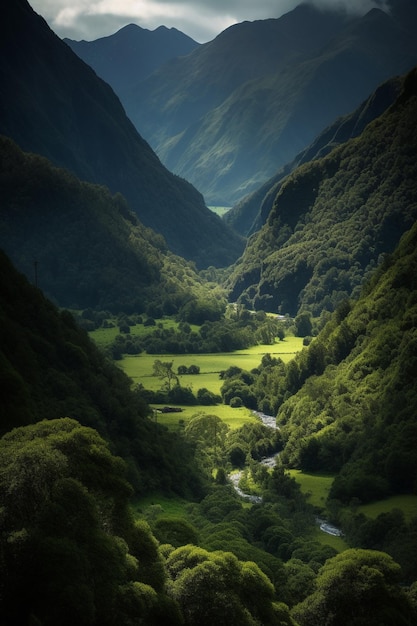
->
[0, 0, 243, 268]
[64, 23, 200, 99]
[122, 1, 417, 205]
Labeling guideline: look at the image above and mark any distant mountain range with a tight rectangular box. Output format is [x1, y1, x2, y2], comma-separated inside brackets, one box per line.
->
[91, 0, 417, 206]
[0, 0, 243, 268]
[64, 24, 200, 100]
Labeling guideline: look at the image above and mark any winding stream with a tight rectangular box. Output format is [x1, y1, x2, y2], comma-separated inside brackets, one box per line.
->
[229, 411, 343, 536]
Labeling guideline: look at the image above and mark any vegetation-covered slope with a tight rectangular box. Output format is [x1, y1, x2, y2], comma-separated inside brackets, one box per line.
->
[225, 74, 404, 237]
[0, 249, 202, 497]
[125, 1, 417, 205]
[226, 65, 417, 316]
[0, 136, 226, 317]
[277, 218, 417, 503]
[0, 0, 243, 267]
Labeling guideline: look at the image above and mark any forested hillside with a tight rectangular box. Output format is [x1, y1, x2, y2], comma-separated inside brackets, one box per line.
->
[225, 74, 404, 237]
[277, 218, 417, 506]
[0, 136, 226, 317]
[124, 0, 417, 205]
[226, 65, 417, 316]
[0, 0, 243, 267]
[0, 249, 202, 497]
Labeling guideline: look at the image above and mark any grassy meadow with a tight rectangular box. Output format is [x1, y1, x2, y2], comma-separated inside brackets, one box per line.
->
[117, 337, 303, 430]
[208, 206, 231, 217]
[90, 318, 200, 349]
[357, 494, 417, 523]
[289, 470, 335, 509]
[119, 337, 304, 396]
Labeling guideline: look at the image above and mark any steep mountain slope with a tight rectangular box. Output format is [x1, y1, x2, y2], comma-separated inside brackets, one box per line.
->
[125, 1, 417, 205]
[278, 215, 417, 503]
[226, 65, 417, 316]
[64, 23, 199, 100]
[226, 74, 404, 237]
[0, 0, 243, 267]
[0, 249, 202, 497]
[0, 136, 224, 317]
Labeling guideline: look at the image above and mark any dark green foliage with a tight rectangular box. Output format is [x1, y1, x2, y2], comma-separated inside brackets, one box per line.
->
[0, 136, 228, 314]
[277, 219, 417, 504]
[0, 250, 203, 498]
[0, 419, 173, 625]
[226, 422, 283, 463]
[164, 544, 292, 626]
[227, 66, 417, 316]
[292, 549, 417, 626]
[152, 517, 199, 548]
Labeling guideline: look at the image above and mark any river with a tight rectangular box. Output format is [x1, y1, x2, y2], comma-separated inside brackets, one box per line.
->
[229, 411, 343, 536]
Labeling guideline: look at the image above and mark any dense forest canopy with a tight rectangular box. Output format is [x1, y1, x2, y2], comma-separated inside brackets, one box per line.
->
[226, 66, 417, 316]
[0, 136, 226, 319]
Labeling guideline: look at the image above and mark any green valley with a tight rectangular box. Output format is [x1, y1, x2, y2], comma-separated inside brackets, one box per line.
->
[1, 1, 417, 624]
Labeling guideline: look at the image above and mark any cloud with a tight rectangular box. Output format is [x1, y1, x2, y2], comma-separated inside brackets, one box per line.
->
[29, 0, 389, 42]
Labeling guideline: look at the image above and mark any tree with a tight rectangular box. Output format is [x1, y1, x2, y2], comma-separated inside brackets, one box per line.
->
[0, 418, 170, 626]
[165, 545, 291, 626]
[292, 549, 416, 626]
[152, 359, 179, 391]
[294, 312, 313, 338]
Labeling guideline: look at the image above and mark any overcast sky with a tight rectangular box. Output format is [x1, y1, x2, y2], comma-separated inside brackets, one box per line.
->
[29, 0, 389, 43]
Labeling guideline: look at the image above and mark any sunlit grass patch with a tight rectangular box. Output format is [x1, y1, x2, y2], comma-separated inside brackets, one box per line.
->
[289, 470, 335, 509]
[119, 336, 304, 395]
[358, 494, 417, 522]
[151, 405, 258, 431]
[132, 493, 190, 520]
[208, 206, 231, 216]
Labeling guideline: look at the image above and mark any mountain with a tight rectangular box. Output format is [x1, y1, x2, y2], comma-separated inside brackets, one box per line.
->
[225, 73, 404, 237]
[278, 214, 417, 505]
[0, 0, 243, 268]
[124, 1, 417, 206]
[225, 65, 417, 317]
[64, 23, 200, 100]
[0, 135, 226, 318]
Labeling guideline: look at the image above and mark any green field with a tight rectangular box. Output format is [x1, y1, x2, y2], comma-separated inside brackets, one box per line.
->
[119, 337, 303, 396]
[151, 404, 259, 431]
[358, 494, 417, 522]
[289, 470, 335, 509]
[90, 318, 199, 349]
[115, 337, 303, 431]
[311, 526, 349, 552]
[132, 493, 190, 520]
